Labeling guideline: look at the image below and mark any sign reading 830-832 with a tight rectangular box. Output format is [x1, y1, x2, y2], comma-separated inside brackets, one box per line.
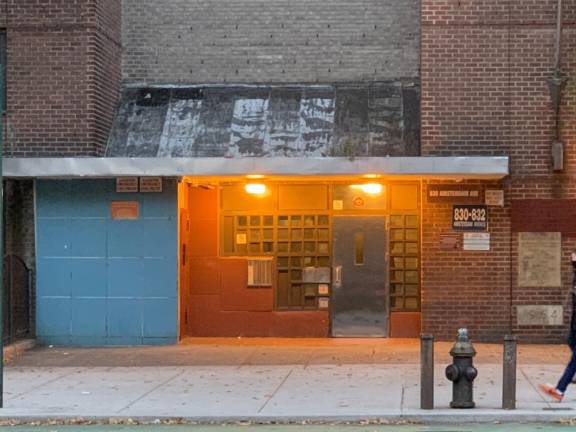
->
[452, 205, 488, 231]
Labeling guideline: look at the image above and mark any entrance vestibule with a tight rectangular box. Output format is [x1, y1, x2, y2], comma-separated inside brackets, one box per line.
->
[177, 179, 422, 339]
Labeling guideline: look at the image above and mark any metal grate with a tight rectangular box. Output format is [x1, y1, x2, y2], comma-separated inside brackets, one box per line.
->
[247, 258, 273, 287]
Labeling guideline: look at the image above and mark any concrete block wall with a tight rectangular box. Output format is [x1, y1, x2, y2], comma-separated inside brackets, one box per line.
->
[122, 0, 420, 84]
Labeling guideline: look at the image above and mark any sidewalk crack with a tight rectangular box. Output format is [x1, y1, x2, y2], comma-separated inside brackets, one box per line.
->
[400, 369, 406, 415]
[257, 368, 293, 414]
[116, 369, 186, 414]
[519, 366, 552, 408]
[7, 368, 80, 401]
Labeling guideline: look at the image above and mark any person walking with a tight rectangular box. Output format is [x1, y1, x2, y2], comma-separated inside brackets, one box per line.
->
[539, 251, 576, 402]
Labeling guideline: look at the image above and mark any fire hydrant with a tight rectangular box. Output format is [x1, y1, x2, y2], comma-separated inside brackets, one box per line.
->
[445, 328, 478, 408]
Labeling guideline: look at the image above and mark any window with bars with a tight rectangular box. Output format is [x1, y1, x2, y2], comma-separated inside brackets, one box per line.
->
[389, 214, 420, 311]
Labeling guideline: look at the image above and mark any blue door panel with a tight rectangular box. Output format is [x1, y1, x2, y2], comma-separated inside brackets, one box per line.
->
[37, 298, 71, 336]
[140, 258, 177, 297]
[69, 219, 107, 257]
[107, 299, 142, 337]
[71, 299, 107, 336]
[36, 179, 178, 346]
[70, 181, 112, 217]
[107, 258, 142, 297]
[36, 181, 71, 217]
[107, 219, 176, 258]
[140, 192, 178, 218]
[142, 298, 177, 337]
[71, 259, 107, 297]
[37, 258, 72, 297]
[37, 219, 71, 257]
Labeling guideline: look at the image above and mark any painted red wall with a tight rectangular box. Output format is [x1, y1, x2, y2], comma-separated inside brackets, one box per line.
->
[184, 186, 329, 338]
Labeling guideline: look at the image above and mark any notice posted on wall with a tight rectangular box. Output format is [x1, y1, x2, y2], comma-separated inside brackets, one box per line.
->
[463, 232, 490, 251]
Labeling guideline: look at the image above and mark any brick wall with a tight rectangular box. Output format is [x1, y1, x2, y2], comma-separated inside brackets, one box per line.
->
[421, 0, 575, 174]
[122, 0, 419, 84]
[421, 180, 512, 342]
[421, 0, 576, 342]
[2, 0, 121, 156]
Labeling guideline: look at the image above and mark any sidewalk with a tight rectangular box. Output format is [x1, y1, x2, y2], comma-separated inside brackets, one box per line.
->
[3, 339, 576, 424]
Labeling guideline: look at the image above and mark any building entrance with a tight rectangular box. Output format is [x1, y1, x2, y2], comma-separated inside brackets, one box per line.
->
[178, 179, 421, 339]
[332, 216, 388, 337]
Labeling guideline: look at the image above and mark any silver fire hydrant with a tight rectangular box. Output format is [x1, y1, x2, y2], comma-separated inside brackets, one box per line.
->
[445, 328, 478, 408]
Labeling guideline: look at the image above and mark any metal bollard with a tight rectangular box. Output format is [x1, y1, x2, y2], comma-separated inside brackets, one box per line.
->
[420, 334, 434, 409]
[502, 335, 517, 410]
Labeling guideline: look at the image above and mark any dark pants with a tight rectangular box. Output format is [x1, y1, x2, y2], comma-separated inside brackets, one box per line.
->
[557, 344, 576, 393]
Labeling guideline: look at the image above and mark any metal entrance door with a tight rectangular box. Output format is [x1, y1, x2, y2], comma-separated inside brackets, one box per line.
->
[332, 216, 388, 337]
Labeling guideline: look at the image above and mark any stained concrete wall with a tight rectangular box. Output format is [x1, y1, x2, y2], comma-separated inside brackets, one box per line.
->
[122, 0, 420, 84]
[106, 84, 420, 157]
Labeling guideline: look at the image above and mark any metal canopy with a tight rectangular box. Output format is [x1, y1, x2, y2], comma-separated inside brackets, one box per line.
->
[3, 156, 509, 179]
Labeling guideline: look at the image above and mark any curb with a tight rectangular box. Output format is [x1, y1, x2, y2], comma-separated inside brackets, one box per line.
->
[0, 413, 575, 426]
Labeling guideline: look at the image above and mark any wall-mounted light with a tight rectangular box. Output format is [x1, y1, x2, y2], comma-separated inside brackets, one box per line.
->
[350, 183, 383, 195]
[245, 183, 267, 195]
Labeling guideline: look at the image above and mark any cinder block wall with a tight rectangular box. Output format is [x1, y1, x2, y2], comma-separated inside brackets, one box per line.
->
[121, 0, 420, 84]
[2, 0, 122, 157]
[421, 0, 576, 342]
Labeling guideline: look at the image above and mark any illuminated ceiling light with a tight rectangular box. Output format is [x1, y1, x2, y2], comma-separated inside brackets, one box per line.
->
[246, 174, 265, 179]
[245, 183, 267, 195]
[362, 174, 380, 179]
[351, 183, 383, 195]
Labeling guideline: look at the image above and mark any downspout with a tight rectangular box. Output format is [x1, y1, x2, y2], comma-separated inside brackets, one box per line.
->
[547, 0, 568, 171]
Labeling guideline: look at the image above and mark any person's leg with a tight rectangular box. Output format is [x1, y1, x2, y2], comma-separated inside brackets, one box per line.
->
[557, 346, 576, 394]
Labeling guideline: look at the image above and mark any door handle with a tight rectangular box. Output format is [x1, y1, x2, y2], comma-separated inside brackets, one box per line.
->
[333, 265, 342, 287]
[181, 244, 187, 266]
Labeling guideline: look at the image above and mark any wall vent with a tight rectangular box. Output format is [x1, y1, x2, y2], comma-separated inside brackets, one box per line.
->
[247, 258, 273, 287]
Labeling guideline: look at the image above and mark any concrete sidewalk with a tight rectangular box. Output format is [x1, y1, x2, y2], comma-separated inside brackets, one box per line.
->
[3, 340, 576, 424]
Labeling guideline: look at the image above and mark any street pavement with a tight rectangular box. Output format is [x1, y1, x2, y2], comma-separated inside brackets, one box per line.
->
[3, 339, 576, 424]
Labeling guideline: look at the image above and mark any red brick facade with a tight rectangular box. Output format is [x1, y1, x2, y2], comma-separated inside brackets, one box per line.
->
[421, 0, 576, 342]
[2, 0, 121, 156]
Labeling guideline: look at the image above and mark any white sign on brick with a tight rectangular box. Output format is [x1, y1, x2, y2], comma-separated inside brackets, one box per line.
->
[485, 189, 504, 207]
[517, 305, 563, 326]
[518, 232, 561, 287]
[463, 232, 490, 251]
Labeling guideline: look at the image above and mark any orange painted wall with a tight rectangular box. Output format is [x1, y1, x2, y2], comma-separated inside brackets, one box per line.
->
[184, 186, 329, 337]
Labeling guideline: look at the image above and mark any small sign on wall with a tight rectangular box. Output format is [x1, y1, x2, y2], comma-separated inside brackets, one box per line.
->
[452, 205, 488, 231]
[485, 189, 504, 207]
[427, 184, 482, 203]
[140, 177, 163, 193]
[463, 233, 490, 251]
[518, 232, 561, 287]
[111, 201, 139, 220]
[332, 200, 344, 210]
[517, 305, 563, 326]
[116, 177, 138, 193]
[116, 177, 163, 193]
[439, 232, 462, 250]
